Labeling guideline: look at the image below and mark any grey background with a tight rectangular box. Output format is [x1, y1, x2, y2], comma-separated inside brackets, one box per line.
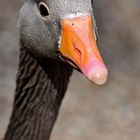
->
[0, 0, 140, 140]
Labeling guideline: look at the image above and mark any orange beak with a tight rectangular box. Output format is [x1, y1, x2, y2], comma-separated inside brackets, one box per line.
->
[59, 16, 108, 85]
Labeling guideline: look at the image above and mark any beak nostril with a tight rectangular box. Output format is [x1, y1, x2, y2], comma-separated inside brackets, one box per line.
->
[75, 47, 81, 55]
[73, 43, 81, 54]
[72, 23, 74, 26]
[74, 47, 82, 62]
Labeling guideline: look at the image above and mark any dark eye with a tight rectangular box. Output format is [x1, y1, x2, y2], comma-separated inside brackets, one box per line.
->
[38, 2, 49, 17]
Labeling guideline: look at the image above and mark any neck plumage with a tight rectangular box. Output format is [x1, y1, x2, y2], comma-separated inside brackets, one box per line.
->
[4, 46, 73, 140]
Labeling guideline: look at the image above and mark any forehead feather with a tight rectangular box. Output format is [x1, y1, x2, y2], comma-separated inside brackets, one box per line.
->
[45, 0, 92, 16]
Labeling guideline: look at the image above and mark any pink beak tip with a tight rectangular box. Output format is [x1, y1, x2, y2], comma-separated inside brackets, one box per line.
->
[89, 68, 108, 85]
[83, 63, 108, 85]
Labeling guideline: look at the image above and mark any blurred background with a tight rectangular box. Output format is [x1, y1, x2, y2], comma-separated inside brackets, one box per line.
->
[0, 0, 140, 140]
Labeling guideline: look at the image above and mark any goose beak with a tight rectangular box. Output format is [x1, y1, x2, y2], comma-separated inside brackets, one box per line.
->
[59, 16, 108, 85]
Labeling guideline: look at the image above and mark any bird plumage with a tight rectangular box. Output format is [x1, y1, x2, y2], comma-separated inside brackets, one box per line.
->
[4, 0, 108, 140]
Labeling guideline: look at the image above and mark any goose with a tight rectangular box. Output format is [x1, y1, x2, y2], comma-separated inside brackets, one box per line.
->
[4, 0, 108, 140]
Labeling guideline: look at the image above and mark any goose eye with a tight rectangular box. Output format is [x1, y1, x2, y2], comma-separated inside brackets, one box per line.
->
[38, 2, 49, 17]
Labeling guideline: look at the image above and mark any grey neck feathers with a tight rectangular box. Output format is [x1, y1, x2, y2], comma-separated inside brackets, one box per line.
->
[4, 46, 73, 140]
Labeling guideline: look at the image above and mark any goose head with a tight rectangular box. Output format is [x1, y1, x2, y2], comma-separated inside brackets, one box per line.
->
[19, 0, 108, 85]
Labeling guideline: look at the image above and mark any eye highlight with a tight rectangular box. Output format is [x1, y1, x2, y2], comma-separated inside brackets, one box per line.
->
[38, 2, 49, 17]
